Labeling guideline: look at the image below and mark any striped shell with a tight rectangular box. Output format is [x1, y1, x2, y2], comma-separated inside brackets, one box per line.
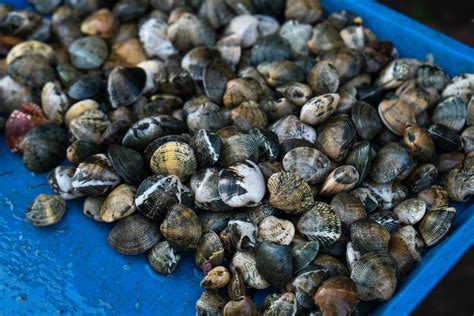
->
[26, 194, 66, 227]
[149, 141, 198, 182]
[267, 172, 314, 214]
[258, 216, 295, 245]
[418, 206, 456, 246]
[282, 147, 331, 184]
[160, 204, 202, 251]
[297, 202, 342, 246]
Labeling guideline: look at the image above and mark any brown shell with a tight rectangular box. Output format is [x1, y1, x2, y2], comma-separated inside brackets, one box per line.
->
[223, 77, 262, 108]
[417, 185, 449, 210]
[330, 192, 367, 229]
[418, 206, 456, 246]
[200, 266, 230, 289]
[403, 125, 436, 162]
[316, 115, 356, 162]
[313, 276, 358, 316]
[100, 183, 137, 223]
[267, 172, 314, 214]
[297, 202, 342, 246]
[160, 204, 202, 251]
[350, 218, 391, 253]
[230, 101, 268, 132]
[378, 98, 416, 136]
[320, 165, 359, 196]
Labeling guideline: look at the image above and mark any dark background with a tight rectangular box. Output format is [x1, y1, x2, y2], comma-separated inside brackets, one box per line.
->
[378, 2, 473, 314]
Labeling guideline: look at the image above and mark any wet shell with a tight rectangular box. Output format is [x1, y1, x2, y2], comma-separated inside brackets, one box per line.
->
[313, 254, 349, 276]
[167, 13, 216, 52]
[270, 115, 317, 144]
[443, 167, 474, 202]
[231, 251, 270, 289]
[203, 58, 236, 104]
[267, 172, 314, 214]
[404, 163, 438, 193]
[314, 276, 358, 316]
[139, 16, 177, 60]
[351, 101, 382, 140]
[218, 160, 265, 208]
[230, 101, 268, 132]
[219, 134, 259, 167]
[330, 192, 367, 229]
[69, 109, 111, 144]
[149, 141, 197, 182]
[418, 185, 449, 210]
[427, 124, 463, 152]
[255, 241, 293, 288]
[249, 128, 280, 162]
[297, 202, 342, 246]
[291, 241, 320, 273]
[8, 54, 55, 88]
[418, 206, 456, 246]
[285, 0, 323, 23]
[41, 82, 68, 125]
[215, 34, 241, 70]
[431, 95, 467, 132]
[282, 147, 331, 184]
[393, 198, 426, 225]
[195, 230, 225, 269]
[222, 77, 263, 108]
[263, 293, 297, 316]
[307, 22, 344, 54]
[137, 60, 164, 95]
[442, 73, 474, 98]
[64, 99, 100, 127]
[300, 93, 339, 126]
[350, 218, 391, 253]
[350, 252, 397, 301]
[108, 212, 161, 255]
[108, 66, 146, 108]
[67, 140, 104, 164]
[258, 216, 295, 245]
[370, 143, 415, 183]
[68, 36, 109, 70]
[186, 101, 227, 134]
[83, 196, 104, 222]
[345, 140, 372, 186]
[403, 124, 436, 162]
[462, 126, 474, 153]
[257, 60, 305, 87]
[47, 166, 83, 200]
[307, 61, 340, 96]
[71, 153, 121, 197]
[389, 225, 425, 275]
[100, 184, 136, 222]
[223, 296, 258, 316]
[316, 115, 356, 162]
[378, 98, 416, 136]
[160, 204, 202, 251]
[320, 165, 360, 196]
[416, 64, 449, 91]
[250, 34, 290, 67]
[108, 145, 145, 184]
[292, 265, 332, 309]
[26, 194, 66, 227]
[148, 241, 181, 275]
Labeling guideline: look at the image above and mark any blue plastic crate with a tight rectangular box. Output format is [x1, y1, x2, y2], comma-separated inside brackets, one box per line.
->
[0, 0, 473, 315]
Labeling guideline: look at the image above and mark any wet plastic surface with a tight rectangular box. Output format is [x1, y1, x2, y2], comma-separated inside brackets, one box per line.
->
[0, 0, 473, 315]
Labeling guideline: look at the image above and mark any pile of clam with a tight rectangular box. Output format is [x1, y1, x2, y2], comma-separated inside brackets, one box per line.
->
[1, 0, 473, 314]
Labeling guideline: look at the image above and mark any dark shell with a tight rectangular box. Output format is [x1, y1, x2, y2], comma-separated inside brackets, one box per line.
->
[156, 66, 196, 98]
[148, 241, 181, 275]
[307, 61, 340, 95]
[144, 134, 190, 164]
[195, 290, 227, 316]
[291, 241, 320, 273]
[345, 140, 372, 186]
[297, 202, 342, 246]
[418, 206, 456, 246]
[68, 36, 109, 70]
[219, 134, 259, 167]
[292, 265, 331, 309]
[350, 218, 391, 253]
[67, 73, 103, 100]
[108, 145, 145, 184]
[195, 230, 225, 269]
[19, 123, 67, 173]
[160, 203, 202, 251]
[427, 124, 463, 152]
[181, 46, 221, 81]
[108, 212, 161, 255]
[307, 22, 344, 55]
[314, 276, 358, 316]
[257, 60, 305, 87]
[431, 95, 467, 132]
[351, 101, 383, 140]
[47, 166, 82, 200]
[191, 129, 223, 167]
[249, 128, 279, 161]
[250, 34, 290, 66]
[316, 115, 356, 162]
[8, 54, 54, 88]
[190, 167, 231, 212]
[330, 192, 367, 229]
[255, 241, 293, 288]
[362, 40, 396, 74]
[198, 0, 234, 29]
[368, 210, 400, 233]
[203, 57, 236, 103]
[108, 66, 146, 108]
[67, 140, 104, 164]
[282, 147, 331, 184]
[370, 143, 415, 184]
[260, 98, 299, 123]
[404, 163, 438, 193]
[319, 48, 364, 81]
[101, 120, 131, 146]
[416, 64, 449, 91]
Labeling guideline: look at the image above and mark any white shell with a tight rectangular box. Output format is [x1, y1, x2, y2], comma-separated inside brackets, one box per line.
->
[270, 115, 317, 143]
[41, 82, 68, 125]
[393, 198, 426, 225]
[231, 251, 270, 289]
[442, 73, 474, 98]
[258, 216, 295, 245]
[137, 60, 164, 95]
[48, 166, 83, 200]
[346, 241, 361, 270]
[224, 15, 259, 48]
[300, 93, 340, 125]
[139, 16, 177, 60]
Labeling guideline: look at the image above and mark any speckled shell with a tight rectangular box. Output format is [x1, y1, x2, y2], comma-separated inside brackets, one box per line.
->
[8, 54, 55, 88]
[26, 194, 66, 227]
[393, 198, 426, 226]
[377, 58, 420, 89]
[389, 225, 425, 275]
[83, 196, 105, 222]
[350, 218, 391, 253]
[6, 40, 54, 65]
[320, 165, 360, 196]
[190, 167, 231, 212]
[282, 147, 331, 184]
[307, 61, 340, 96]
[370, 143, 415, 184]
[442, 73, 474, 98]
[378, 98, 416, 136]
[195, 290, 227, 316]
[230, 101, 268, 132]
[148, 241, 181, 275]
[108, 212, 161, 255]
[160, 204, 202, 251]
[368, 210, 400, 233]
[258, 216, 295, 245]
[224, 217, 258, 251]
[69, 109, 111, 144]
[263, 292, 297, 316]
[300, 93, 339, 126]
[270, 115, 317, 144]
[297, 202, 342, 246]
[195, 230, 225, 269]
[64, 99, 100, 127]
[418, 185, 449, 210]
[231, 251, 270, 289]
[149, 141, 197, 182]
[222, 77, 263, 108]
[362, 180, 408, 210]
[48, 166, 83, 200]
[100, 184, 136, 222]
[139, 16, 177, 60]
[267, 172, 314, 214]
[316, 115, 356, 162]
[418, 206, 456, 246]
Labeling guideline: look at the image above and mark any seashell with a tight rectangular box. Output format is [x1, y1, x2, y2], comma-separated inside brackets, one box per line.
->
[268, 172, 314, 214]
[313, 254, 349, 276]
[244, 204, 277, 226]
[20, 123, 67, 173]
[350, 218, 391, 253]
[462, 126, 474, 153]
[196, 290, 227, 316]
[64, 99, 100, 127]
[0, 76, 34, 115]
[122, 115, 186, 150]
[270, 115, 317, 144]
[418, 206, 456, 246]
[350, 252, 397, 301]
[250, 34, 290, 67]
[255, 241, 293, 288]
[350, 187, 379, 213]
[263, 293, 297, 316]
[316, 115, 356, 162]
[351, 101, 382, 140]
[282, 147, 331, 184]
[71, 153, 121, 197]
[249, 128, 279, 162]
[415, 64, 449, 91]
[418, 185, 449, 210]
[138, 16, 176, 60]
[345, 140, 372, 186]
[297, 202, 342, 246]
[362, 40, 397, 74]
[393, 198, 426, 225]
[276, 82, 312, 107]
[48, 166, 83, 200]
[69, 109, 111, 144]
[181, 46, 221, 81]
[186, 101, 227, 134]
[285, 0, 323, 23]
[108, 66, 146, 108]
[319, 47, 364, 81]
[222, 77, 263, 108]
[195, 230, 225, 269]
[167, 13, 216, 52]
[255, 14, 280, 37]
[100, 184, 136, 222]
[431, 95, 467, 132]
[292, 265, 331, 309]
[404, 163, 438, 193]
[368, 209, 400, 233]
[83, 196, 105, 222]
[8, 54, 55, 88]
[320, 165, 359, 196]
[191, 130, 222, 167]
[427, 124, 463, 152]
[228, 267, 247, 301]
[214, 33, 241, 71]
[216, 126, 241, 140]
[378, 98, 416, 136]
[219, 134, 259, 167]
[230, 101, 268, 132]
[218, 160, 265, 208]
[327, 10, 361, 30]
[155, 65, 196, 97]
[362, 180, 408, 210]
[346, 241, 362, 270]
[5, 103, 49, 153]
[330, 192, 367, 229]
[442, 73, 474, 98]
[231, 251, 270, 289]
[148, 241, 181, 275]
[314, 276, 358, 316]
[6, 40, 54, 65]
[340, 25, 374, 50]
[436, 152, 465, 174]
[370, 143, 415, 183]
[201, 266, 231, 289]
[307, 61, 340, 95]
[223, 296, 258, 316]
[26, 194, 66, 227]
[291, 241, 320, 273]
[107, 145, 145, 184]
[108, 212, 161, 255]
[396, 86, 432, 115]
[260, 98, 298, 123]
[443, 166, 474, 202]
[101, 119, 132, 146]
[80, 8, 117, 39]
[160, 204, 202, 251]
[66, 140, 104, 164]
[68, 36, 108, 70]
[307, 22, 344, 54]
[258, 216, 295, 245]
[67, 72, 103, 100]
[300, 93, 339, 126]
[257, 60, 305, 87]
[202, 57, 236, 104]
[198, 0, 234, 29]
[389, 225, 424, 275]
[377, 58, 420, 89]
[41, 82, 68, 125]
[137, 60, 164, 95]
[224, 15, 259, 48]
[279, 20, 313, 56]
[403, 124, 436, 162]
[191, 168, 230, 212]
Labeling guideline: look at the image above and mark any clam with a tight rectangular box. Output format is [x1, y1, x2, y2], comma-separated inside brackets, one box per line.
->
[198, 0, 234, 29]
[260, 98, 298, 123]
[330, 192, 367, 229]
[282, 146, 331, 184]
[291, 241, 320, 273]
[416, 64, 449, 91]
[223, 77, 263, 108]
[262, 293, 297, 316]
[108, 66, 146, 108]
[186, 100, 227, 134]
[350, 187, 379, 213]
[48, 166, 82, 200]
[431, 95, 467, 132]
[378, 98, 416, 136]
[257, 60, 305, 87]
[258, 216, 295, 245]
[285, 0, 322, 23]
[8, 54, 55, 88]
[403, 124, 436, 162]
[276, 82, 313, 107]
[418, 206, 456, 246]
[195, 230, 225, 269]
[148, 241, 181, 275]
[83, 196, 105, 222]
[231, 251, 270, 289]
[316, 115, 356, 162]
[436, 152, 465, 174]
[203, 58, 236, 103]
[320, 165, 360, 196]
[218, 160, 265, 208]
[279, 20, 313, 56]
[267, 172, 314, 214]
[219, 134, 259, 167]
[69, 109, 111, 144]
[230, 101, 268, 132]
[181, 46, 221, 81]
[313, 254, 349, 276]
[80, 8, 117, 38]
[389, 225, 424, 275]
[249, 128, 280, 162]
[362, 180, 408, 210]
[255, 241, 293, 288]
[443, 167, 474, 202]
[191, 168, 231, 212]
[223, 296, 258, 316]
[297, 202, 342, 246]
[201, 266, 231, 290]
[156, 65, 196, 97]
[427, 124, 463, 152]
[100, 184, 136, 222]
[319, 47, 364, 80]
[307, 61, 340, 95]
[196, 290, 227, 316]
[20, 123, 68, 173]
[340, 25, 374, 49]
[149, 141, 197, 182]
[300, 93, 339, 126]
[64, 99, 100, 127]
[307, 21, 344, 54]
[462, 126, 474, 153]
[442, 73, 474, 98]
[467, 97, 474, 126]
[68, 36, 108, 70]
[67, 73, 103, 100]
[377, 58, 420, 89]
[250, 34, 290, 67]
[26, 194, 66, 227]
[292, 265, 331, 309]
[368, 210, 400, 233]
[222, 217, 257, 251]
[160, 204, 202, 251]
[314, 276, 358, 316]
[137, 60, 164, 95]
[108, 212, 161, 255]
[228, 268, 247, 301]
[350, 252, 397, 301]
[345, 140, 372, 186]
[41, 82, 68, 125]
[67, 140, 104, 164]
[71, 153, 121, 197]
[418, 185, 449, 210]
[270, 115, 317, 144]
[0, 76, 34, 115]
[139, 16, 177, 60]
[362, 40, 397, 74]
[404, 163, 438, 193]
[392, 198, 426, 226]
[6, 40, 54, 65]
[224, 15, 259, 48]
[245, 203, 278, 225]
[370, 143, 415, 183]
[350, 218, 391, 253]
[215, 34, 241, 70]
[167, 13, 216, 52]
[351, 101, 382, 140]
[108, 145, 145, 184]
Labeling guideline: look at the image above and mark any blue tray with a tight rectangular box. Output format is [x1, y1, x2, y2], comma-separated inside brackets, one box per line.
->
[0, 0, 473, 315]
